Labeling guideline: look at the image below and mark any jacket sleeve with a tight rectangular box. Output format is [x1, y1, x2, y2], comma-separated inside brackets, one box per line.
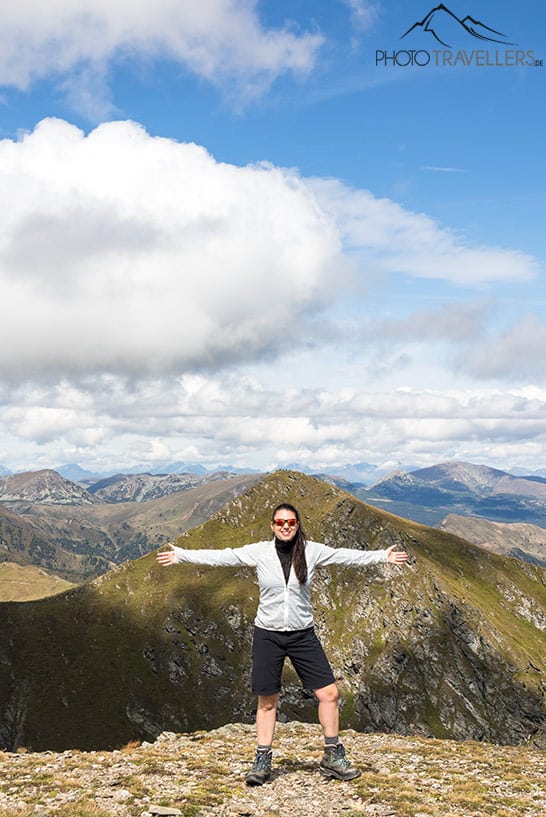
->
[172, 542, 260, 567]
[311, 541, 388, 567]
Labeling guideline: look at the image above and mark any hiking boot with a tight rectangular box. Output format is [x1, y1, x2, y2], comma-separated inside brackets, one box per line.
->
[245, 749, 272, 786]
[319, 743, 361, 781]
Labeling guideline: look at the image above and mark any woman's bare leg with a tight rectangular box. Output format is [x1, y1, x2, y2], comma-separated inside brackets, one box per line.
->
[255, 693, 280, 745]
[313, 683, 340, 737]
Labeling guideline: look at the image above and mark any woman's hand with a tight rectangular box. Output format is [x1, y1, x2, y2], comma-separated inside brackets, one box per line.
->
[156, 543, 176, 566]
[385, 545, 409, 565]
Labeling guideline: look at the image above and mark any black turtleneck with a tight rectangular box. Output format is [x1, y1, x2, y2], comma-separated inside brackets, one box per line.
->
[275, 537, 295, 584]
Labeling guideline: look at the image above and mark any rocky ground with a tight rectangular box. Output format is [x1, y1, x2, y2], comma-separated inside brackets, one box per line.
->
[0, 722, 545, 817]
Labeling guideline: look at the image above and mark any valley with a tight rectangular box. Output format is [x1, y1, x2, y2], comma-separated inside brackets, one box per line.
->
[0, 469, 262, 582]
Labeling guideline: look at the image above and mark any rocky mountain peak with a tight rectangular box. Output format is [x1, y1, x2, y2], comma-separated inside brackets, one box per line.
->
[0, 469, 96, 505]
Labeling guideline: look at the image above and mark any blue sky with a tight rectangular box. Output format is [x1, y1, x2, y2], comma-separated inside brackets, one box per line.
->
[0, 0, 545, 476]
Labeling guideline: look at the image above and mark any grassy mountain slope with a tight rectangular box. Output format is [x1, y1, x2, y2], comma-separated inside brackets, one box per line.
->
[0, 562, 74, 601]
[0, 504, 112, 582]
[438, 514, 546, 567]
[0, 471, 544, 753]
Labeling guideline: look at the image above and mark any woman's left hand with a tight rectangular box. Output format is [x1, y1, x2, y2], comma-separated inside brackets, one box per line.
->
[385, 545, 409, 564]
[156, 544, 176, 566]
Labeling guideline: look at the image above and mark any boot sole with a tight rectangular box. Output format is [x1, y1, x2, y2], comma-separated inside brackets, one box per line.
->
[319, 767, 361, 781]
[245, 774, 271, 786]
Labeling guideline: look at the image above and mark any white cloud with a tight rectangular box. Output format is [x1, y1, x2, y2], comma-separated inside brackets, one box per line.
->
[366, 301, 490, 343]
[4, 376, 546, 474]
[461, 314, 546, 380]
[311, 178, 540, 286]
[0, 118, 540, 390]
[420, 166, 467, 173]
[0, 118, 343, 380]
[0, 0, 322, 104]
[342, 0, 381, 32]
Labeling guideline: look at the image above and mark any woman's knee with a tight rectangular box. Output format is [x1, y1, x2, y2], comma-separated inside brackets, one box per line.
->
[257, 693, 279, 712]
[314, 683, 339, 704]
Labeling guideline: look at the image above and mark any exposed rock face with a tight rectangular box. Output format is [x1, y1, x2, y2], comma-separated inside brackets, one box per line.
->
[0, 471, 545, 753]
[89, 471, 242, 503]
[0, 470, 96, 505]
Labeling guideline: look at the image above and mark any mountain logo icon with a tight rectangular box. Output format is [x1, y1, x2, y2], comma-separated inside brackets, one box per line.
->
[401, 3, 515, 48]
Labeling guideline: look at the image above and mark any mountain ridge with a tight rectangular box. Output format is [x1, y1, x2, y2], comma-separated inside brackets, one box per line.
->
[0, 469, 96, 505]
[1, 470, 544, 752]
[4, 461, 546, 585]
[438, 514, 546, 567]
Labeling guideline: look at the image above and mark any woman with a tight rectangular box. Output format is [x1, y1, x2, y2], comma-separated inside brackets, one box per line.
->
[157, 501, 408, 785]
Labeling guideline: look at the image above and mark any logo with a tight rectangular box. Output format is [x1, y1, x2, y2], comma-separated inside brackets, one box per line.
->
[402, 4, 514, 48]
[376, 3, 542, 69]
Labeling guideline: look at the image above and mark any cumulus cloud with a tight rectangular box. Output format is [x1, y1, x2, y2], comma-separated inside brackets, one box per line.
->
[0, 118, 343, 380]
[0, 0, 322, 104]
[0, 119, 540, 387]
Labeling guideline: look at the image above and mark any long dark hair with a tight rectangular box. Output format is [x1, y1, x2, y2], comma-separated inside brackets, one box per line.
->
[272, 502, 308, 585]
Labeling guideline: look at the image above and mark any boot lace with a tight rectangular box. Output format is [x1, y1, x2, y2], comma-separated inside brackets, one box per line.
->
[253, 751, 272, 771]
[331, 743, 350, 768]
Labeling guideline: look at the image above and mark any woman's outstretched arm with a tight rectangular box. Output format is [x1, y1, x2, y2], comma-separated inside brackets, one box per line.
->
[156, 541, 260, 567]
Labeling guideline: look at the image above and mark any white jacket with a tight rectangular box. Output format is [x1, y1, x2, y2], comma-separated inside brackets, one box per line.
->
[173, 539, 388, 631]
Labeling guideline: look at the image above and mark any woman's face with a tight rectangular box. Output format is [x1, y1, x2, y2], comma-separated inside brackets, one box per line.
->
[271, 508, 299, 542]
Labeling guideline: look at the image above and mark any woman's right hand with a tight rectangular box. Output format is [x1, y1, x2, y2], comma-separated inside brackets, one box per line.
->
[156, 543, 176, 566]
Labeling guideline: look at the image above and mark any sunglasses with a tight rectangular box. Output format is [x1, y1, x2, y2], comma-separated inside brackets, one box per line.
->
[273, 518, 298, 528]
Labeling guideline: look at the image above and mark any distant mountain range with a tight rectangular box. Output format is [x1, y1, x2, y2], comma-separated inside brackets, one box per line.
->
[3, 461, 546, 582]
[2, 458, 546, 484]
[0, 468, 261, 506]
[1, 470, 544, 752]
[0, 462, 259, 480]
[0, 469, 262, 581]
[358, 461, 546, 529]
[0, 460, 413, 483]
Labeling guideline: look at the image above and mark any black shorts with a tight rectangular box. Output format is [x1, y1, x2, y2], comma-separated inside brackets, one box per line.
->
[251, 625, 336, 696]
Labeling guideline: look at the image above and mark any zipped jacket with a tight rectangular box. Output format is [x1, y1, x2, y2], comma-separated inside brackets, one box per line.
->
[172, 540, 388, 631]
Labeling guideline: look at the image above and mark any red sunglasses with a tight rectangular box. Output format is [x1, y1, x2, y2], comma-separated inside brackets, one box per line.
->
[273, 518, 298, 528]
